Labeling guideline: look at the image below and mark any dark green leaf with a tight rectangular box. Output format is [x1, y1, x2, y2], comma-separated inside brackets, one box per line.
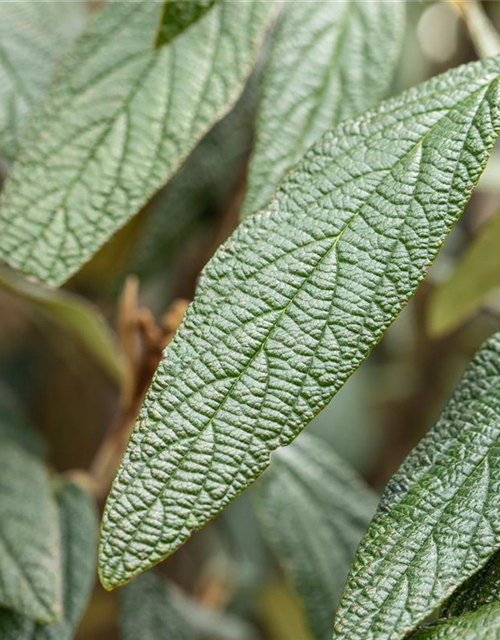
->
[0, 1, 278, 286]
[0, 480, 98, 640]
[254, 433, 377, 640]
[441, 551, 500, 619]
[0, 441, 60, 622]
[0, 0, 87, 161]
[99, 56, 500, 590]
[155, 0, 216, 48]
[241, 0, 405, 218]
[410, 601, 500, 640]
[333, 331, 500, 640]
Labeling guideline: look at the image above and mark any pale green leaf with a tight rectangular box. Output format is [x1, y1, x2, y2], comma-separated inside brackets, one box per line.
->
[99, 56, 500, 590]
[441, 551, 500, 619]
[332, 331, 500, 640]
[254, 433, 377, 640]
[428, 212, 500, 337]
[0, 481, 98, 640]
[240, 0, 405, 218]
[410, 602, 500, 640]
[0, 441, 61, 623]
[0, 0, 87, 161]
[155, 0, 216, 48]
[0, 268, 124, 385]
[0, 1, 278, 286]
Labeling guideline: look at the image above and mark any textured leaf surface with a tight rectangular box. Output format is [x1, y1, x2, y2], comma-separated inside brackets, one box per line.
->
[254, 433, 377, 640]
[0, 0, 86, 161]
[333, 331, 500, 640]
[0, 268, 124, 384]
[0, 441, 60, 622]
[240, 0, 405, 218]
[99, 56, 500, 590]
[155, 0, 216, 48]
[442, 551, 500, 618]
[0, 1, 277, 286]
[0, 481, 98, 640]
[410, 602, 500, 639]
[428, 212, 500, 337]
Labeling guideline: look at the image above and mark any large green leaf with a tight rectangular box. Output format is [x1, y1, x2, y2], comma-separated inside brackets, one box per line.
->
[428, 212, 500, 337]
[240, 0, 405, 218]
[0, 481, 98, 640]
[332, 331, 500, 640]
[410, 602, 500, 639]
[0, 0, 87, 161]
[441, 551, 500, 619]
[253, 433, 377, 640]
[0, 441, 61, 622]
[99, 56, 500, 590]
[0, 1, 277, 287]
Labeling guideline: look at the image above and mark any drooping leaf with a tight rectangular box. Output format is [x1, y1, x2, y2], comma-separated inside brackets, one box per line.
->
[155, 0, 217, 48]
[0, 1, 278, 287]
[99, 56, 500, 590]
[0, 481, 98, 640]
[441, 551, 500, 619]
[332, 331, 500, 640]
[410, 601, 500, 640]
[0, 381, 48, 458]
[240, 0, 405, 218]
[0, 0, 87, 162]
[0, 268, 125, 385]
[428, 211, 500, 337]
[254, 433, 377, 640]
[0, 441, 61, 622]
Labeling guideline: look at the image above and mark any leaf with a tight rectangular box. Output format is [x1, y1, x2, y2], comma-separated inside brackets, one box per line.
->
[0, 268, 125, 385]
[99, 55, 500, 590]
[120, 573, 196, 640]
[410, 601, 500, 640]
[441, 551, 500, 619]
[0, 381, 48, 458]
[155, 0, 217, 48]
[240, 0, 405, 218]
[332, 331, 500, 640]
[121, 571, 255, 640]
[0, 0, 87, 162]
[0, 441, 61, 623]
[0, 480, 98, 640]
[0, 1, 278, 287]
[428, 212, 500, 337]
[253, 433, 377, 640]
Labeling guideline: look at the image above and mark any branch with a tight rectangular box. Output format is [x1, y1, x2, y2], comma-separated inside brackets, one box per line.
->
[450, 0, 500, 58]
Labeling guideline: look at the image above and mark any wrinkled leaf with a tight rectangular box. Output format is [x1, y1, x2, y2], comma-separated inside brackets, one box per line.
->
[0, 268, 124, 385]
[428, 212, 500, 337]
[0, 481, 98, 640]
[442, 551, 500, 619]
[241, 0, 405, 218]
[0, 1, 278, 286]
[333, 331, 500, 640]
[0, 441, 60, 622]
[411, 601, 500, 640]
[99, 55, 500, 590]
[155, 0, 216, 48]
[0, 0, 87, 161]
[254, 433, 377, 640]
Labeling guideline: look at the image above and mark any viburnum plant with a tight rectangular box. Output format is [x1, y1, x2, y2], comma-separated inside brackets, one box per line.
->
[3, 1, 500, 639]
